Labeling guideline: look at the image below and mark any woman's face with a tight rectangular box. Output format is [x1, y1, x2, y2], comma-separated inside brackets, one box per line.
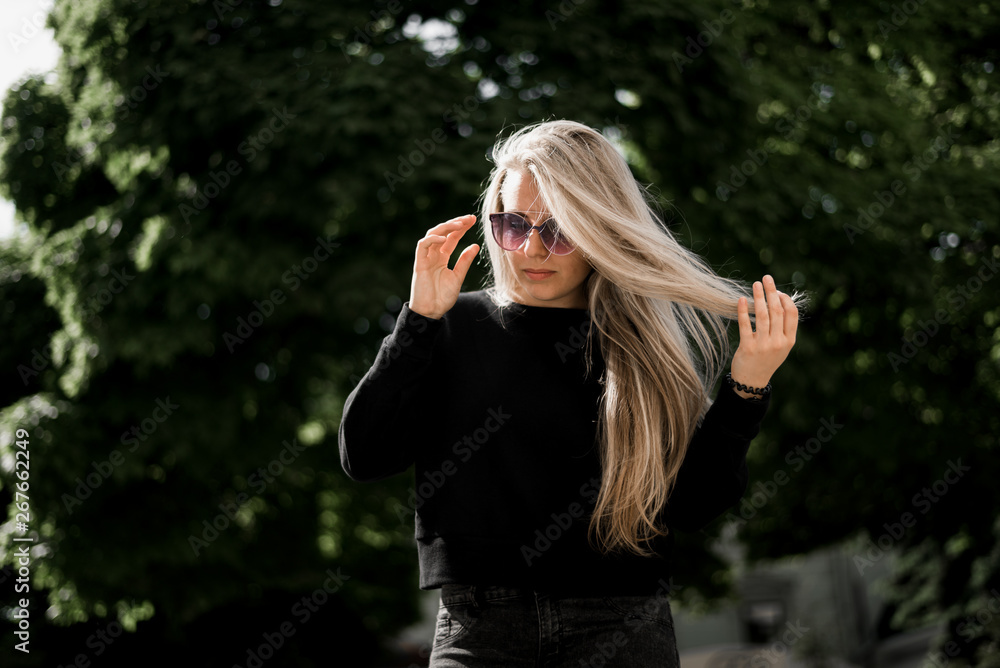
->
[499, 170, 593, 309]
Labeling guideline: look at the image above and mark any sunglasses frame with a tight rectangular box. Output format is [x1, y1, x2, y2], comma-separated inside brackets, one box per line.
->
[488, 212, 576, 256]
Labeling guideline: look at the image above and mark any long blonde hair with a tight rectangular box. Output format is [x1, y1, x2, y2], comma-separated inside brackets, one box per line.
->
[474, 119, 810, 558]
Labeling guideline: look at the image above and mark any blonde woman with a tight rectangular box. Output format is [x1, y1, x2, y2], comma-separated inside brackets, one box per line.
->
[339, 119, 808, 666]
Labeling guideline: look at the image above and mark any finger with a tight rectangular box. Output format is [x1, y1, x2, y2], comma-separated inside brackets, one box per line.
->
[453, 244, 480, 284]
[752, 280, 767, 335]
[426, 215, 477, 236]
[764, 280, 783, 337]
[441, 219, 476, 258]
[425, 217, 476, 259]
[416, 235, 448, 261]
[782, 293, 799, 340]
[736, 295, 753, 344]
[417, 234, 448, 250]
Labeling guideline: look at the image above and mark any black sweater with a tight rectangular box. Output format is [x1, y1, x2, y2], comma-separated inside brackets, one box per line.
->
[338, 289, 770, 596]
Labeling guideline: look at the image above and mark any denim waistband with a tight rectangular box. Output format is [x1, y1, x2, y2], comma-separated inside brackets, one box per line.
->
[440, 583, 540, 607]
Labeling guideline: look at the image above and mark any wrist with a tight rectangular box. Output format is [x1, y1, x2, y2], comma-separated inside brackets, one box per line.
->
[408, 303, 442, 320]
[731, 386, 761, 401]
[731, 374, 770, 389]
[725, 372, 771, 401]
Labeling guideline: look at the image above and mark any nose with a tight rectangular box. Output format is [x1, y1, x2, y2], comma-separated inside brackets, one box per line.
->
[522, 228, 552, 261]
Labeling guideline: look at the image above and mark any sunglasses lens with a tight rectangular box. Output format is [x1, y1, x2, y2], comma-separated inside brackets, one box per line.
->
[491, 213, 526, 250]
[490, 213, 575, 255]
[538, 220, 574, 255]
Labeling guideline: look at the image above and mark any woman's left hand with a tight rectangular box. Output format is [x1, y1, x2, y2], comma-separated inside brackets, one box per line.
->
[730, 274, 799, 399]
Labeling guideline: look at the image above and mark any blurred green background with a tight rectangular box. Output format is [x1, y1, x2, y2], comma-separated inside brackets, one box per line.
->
[0, 0, 997, 665]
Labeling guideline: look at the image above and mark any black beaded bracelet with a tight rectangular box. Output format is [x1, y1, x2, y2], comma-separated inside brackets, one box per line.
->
[725, 372, 771, 401]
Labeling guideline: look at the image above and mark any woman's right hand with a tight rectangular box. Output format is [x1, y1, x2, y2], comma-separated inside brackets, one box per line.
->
[409, 214, 480, 319]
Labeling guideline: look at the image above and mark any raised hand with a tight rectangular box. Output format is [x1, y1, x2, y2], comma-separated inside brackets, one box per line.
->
[409, 214, 480, 320]
[730, 274, 799, 398]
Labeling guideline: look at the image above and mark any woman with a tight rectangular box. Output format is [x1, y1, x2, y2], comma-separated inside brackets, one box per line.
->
[339, 119, 808, 666]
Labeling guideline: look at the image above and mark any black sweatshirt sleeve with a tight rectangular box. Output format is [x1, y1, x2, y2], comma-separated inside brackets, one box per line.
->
[659, 383, 770, 532]
[338, 303, 445, 483]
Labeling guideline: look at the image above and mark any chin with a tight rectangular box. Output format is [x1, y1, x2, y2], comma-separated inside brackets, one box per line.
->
[523, 285, 568, 304]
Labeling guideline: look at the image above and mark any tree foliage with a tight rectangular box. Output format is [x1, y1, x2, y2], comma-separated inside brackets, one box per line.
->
[0, 0, 997, 664]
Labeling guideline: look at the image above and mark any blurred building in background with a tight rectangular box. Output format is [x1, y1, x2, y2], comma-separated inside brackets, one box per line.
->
[672, 537, 941, 667]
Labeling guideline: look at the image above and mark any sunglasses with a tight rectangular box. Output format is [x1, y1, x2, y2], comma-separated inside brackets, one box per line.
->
[488, 212, 576, 256]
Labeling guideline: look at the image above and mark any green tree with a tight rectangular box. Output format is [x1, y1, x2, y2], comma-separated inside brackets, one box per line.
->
[0, 0, 997, 665]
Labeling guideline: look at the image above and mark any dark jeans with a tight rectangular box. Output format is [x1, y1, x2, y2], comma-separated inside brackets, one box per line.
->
[429, 583, 680, 667]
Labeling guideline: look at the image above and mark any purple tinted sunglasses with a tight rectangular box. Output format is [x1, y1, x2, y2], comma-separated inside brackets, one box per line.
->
[488, 212, 576, 256]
